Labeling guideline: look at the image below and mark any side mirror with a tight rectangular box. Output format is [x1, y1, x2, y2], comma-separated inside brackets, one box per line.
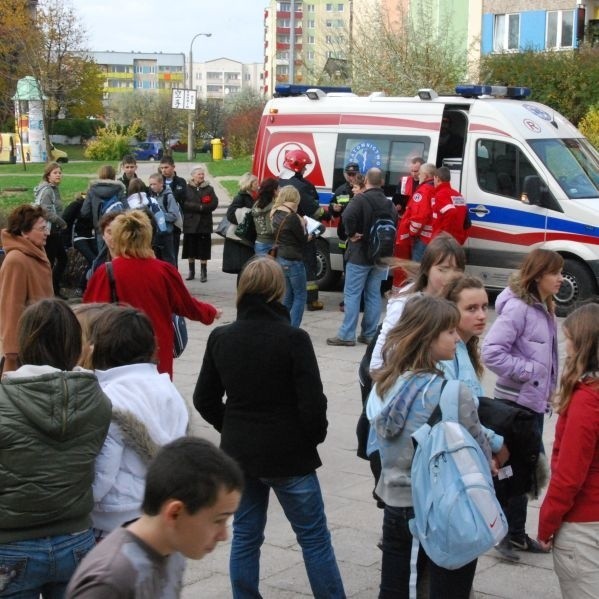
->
[522, 175, 546, 206]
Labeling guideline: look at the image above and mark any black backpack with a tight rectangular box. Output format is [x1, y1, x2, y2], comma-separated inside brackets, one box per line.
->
[364, 195, 396, 263]
[477, 397, 542, 502]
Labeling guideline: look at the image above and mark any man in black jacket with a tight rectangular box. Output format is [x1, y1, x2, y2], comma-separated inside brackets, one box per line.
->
[160, 156, 187, 264]
[327, 168, 396, 347]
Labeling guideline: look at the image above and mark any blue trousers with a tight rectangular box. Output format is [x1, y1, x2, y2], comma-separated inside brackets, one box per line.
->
[229, 473, 345, 599]
[0, 529, 95, 598]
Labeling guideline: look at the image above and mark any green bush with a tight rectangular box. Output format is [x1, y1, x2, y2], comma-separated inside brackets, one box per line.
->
[480, 46, 599, 126]
[579, 105, 599, 151]
[50, 118, 104, 139]
[84, 122, 139, 161]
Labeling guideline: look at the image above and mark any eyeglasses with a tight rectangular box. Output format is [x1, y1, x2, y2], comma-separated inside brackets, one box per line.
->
[32, 224, 49, 232]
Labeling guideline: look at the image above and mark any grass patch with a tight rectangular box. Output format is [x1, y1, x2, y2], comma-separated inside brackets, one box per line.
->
[0, 161, 117, 176]
[219, 179, 241, 199]
[206, 155, 252, 177]
[0, 175, 92, 207]
[54, 143, 88, 161]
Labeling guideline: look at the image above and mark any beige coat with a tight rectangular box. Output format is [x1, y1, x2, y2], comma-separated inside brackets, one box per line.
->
[0, 230, 53, 356]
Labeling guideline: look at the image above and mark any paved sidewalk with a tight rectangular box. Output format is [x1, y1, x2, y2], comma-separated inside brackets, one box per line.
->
[140, 160, 561, 598]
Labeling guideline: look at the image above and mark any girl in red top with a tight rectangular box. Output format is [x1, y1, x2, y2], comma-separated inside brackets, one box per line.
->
[84, 211, 221, 378]
[537, 302, 599, 598]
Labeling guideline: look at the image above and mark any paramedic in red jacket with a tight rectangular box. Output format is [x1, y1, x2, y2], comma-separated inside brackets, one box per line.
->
[430, 166, 469, 245]
[392, 162, 436, 291]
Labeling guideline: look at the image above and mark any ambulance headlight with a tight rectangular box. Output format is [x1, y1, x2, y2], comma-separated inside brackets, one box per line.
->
[306, 88, 326, 100]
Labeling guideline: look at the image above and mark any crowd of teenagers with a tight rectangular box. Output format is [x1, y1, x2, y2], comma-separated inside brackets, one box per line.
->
[0, 160, 597, 598]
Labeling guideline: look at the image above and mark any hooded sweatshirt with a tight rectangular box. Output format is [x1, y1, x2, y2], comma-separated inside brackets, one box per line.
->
[0, 366, 111, 542]
[0, 230, 53, 356]
[368, 372, 490, 507]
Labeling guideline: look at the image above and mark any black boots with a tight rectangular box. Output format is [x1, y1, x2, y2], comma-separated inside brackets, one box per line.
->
[186, 263, 195, 281]
[200, 263, 207, 283]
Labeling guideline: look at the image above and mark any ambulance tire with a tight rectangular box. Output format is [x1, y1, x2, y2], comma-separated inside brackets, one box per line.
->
[315, 239, 341, 290]
[555, 258, 596, 317]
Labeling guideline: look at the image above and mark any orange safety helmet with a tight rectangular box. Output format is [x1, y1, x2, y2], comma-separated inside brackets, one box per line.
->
[283, 149, 312, 173]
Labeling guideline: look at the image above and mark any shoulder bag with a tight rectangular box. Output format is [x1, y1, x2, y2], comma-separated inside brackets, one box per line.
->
[106, 261, 188, 359]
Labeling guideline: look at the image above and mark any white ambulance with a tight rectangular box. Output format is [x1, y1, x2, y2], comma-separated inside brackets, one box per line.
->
[252, 84, 599, 315]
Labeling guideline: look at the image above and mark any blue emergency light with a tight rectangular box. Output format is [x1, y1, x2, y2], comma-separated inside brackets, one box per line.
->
[455, 85, 531, 99]
[274, 84, 353, 97]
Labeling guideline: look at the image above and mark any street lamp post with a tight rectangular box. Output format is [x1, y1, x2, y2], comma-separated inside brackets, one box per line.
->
[187, 32, 212, 161]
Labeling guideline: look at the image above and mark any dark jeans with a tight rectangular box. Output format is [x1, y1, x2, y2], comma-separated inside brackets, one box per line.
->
[153, 232, 177, 266]
[505, 411, 545, 538]
[73, 238, 97, 290]
[380, 505, 476, 599]
[45, 234, 67, 294]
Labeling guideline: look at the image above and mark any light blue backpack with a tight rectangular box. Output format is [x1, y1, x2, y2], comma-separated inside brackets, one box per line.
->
[409, 380, 507, 570]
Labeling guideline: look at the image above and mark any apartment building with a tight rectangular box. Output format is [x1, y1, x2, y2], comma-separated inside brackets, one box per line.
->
[263, 0, 353, 95]
[190, 58, 263, 100]
[481, 0, 599, 53]
[88, 51, 185, 98]
[262, 0, 483, 96]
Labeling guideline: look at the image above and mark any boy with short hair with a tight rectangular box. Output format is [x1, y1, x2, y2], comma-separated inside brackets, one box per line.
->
[66, 437, 243, 597]
[118, 155, 147, 194]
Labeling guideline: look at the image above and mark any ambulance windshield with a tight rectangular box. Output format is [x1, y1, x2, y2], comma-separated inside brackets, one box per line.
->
[528, 138, 599, 199]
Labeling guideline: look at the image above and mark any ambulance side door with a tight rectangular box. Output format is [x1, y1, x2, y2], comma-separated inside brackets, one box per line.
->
[463, 137, 550, 289]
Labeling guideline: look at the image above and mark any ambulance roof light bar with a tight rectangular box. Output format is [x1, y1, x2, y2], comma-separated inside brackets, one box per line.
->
[455, 84, 531, 99]
[274, 84, 352, 98]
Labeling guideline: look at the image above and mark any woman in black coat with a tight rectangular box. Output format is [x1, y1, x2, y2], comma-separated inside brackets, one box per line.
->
[193, 257, 345, 599]
[183, 167, 218, 282]
[222, 173, 256, 276]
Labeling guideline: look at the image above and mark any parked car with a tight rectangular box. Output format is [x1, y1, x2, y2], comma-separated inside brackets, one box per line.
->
[133, 141, 163, 161]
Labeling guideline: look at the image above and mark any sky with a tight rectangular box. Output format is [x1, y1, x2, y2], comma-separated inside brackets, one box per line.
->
[75, 0, 266, 64]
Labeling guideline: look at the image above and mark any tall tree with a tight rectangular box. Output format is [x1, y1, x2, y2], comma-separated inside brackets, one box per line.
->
[0, 0, 34, 128]
[349, 1, 467, 95]
[0, 0, 102, 159]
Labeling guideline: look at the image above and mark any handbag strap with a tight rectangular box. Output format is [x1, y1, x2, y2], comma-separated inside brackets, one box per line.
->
[273, 211, 291, 245]
[105, 261, 119, 303]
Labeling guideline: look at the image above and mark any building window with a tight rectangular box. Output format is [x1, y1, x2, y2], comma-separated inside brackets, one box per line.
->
[337, 3, 344, 10]
[308, 35, 315, 44]
[307, 4, 314, 11]
[326, 3, 333, 11]
[280, 18, 290, 27]
[277, 2, 290, 11]
[276, 65, 289, 75]
[307, 19, 315, 28]
[325, 35, 332, 44]
[326, 20, 333, 27]
[277, 51, 290, 60]
[547, 10, 574, 49]
[278, 34, 290, 43]
[307, 50, 315, 60]
[493, 13, 520, 52]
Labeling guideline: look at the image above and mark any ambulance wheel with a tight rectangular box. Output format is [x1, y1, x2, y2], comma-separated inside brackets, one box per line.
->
[315, 240, 341, 290]
[555, 258, 596, 317]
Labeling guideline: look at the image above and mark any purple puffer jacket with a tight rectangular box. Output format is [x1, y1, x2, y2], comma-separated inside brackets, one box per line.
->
[481, 285, 558, 414]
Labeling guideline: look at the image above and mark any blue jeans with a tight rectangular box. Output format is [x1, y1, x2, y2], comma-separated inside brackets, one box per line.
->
[337, 262, 385, 341]
[229, 473, 345, 599]
[277, 258, 307, 328]
[411, 238, 427, 262]
[0, 529, 95, 598]
[254, 241, 273, 256]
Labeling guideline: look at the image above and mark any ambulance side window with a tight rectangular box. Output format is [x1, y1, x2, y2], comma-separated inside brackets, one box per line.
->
[476, 140, 538, 200]
[334, 134, 430, 195]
